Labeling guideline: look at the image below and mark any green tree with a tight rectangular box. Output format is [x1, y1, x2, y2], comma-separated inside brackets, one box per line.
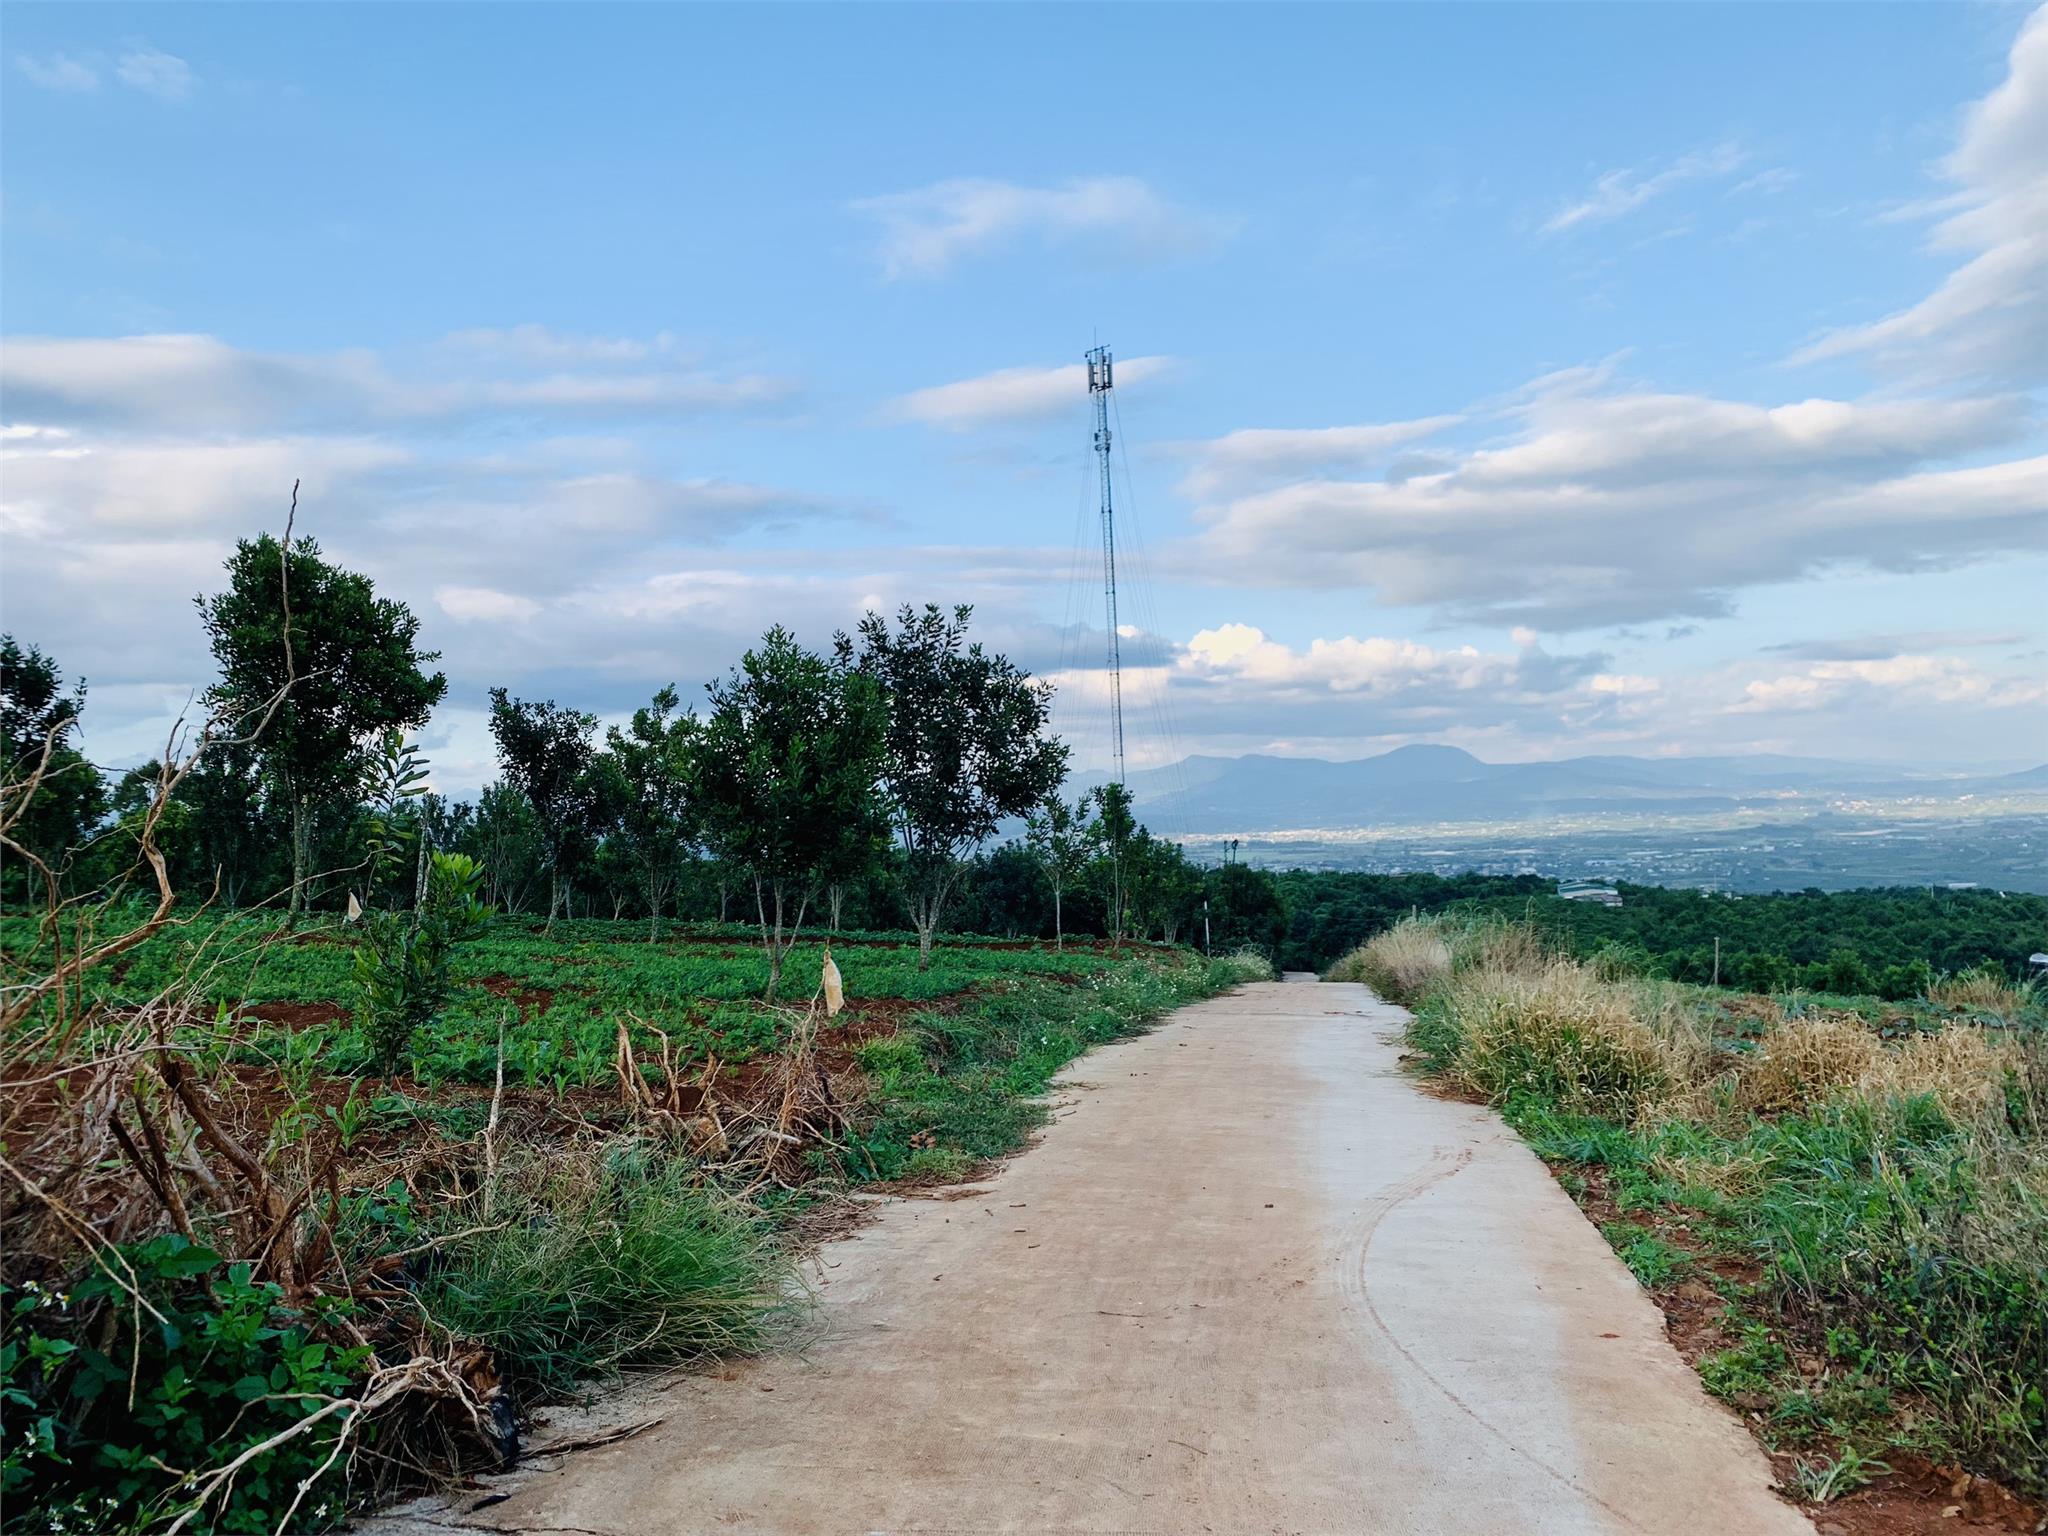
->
[839, 603, 1067, 968]
[487, 689, 604, 929]
[0, 637, 109, 898]
[604, 685, 699, 941]
[1123, 831, 1202, 943]
[1089, 780, 1138, 944]
[690, 627, 887, 999]
[197, 535, 445, 918]
[1024, 793, 1094, 950]
[468, 783, 545, 914]
[1204, 863, 1286, 958]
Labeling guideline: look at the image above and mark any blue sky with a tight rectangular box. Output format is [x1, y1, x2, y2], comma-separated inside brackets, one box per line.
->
[4, 2, 2044, 791]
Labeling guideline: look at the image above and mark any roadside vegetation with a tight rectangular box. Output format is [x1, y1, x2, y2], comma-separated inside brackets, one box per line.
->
[1281, 869, 2048, 987]
[1333, 914, 2048, 1511]
[1, 510, 1269, 1534]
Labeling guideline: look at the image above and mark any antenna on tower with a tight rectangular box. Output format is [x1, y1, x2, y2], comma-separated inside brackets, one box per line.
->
[1087, 343, 1126, 784]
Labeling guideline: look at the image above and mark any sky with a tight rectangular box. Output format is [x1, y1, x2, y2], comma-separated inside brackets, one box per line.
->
[3, 2, 2045, 794]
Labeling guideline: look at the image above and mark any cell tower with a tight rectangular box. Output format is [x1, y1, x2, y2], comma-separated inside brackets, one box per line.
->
[1087, 344, 1126, 784]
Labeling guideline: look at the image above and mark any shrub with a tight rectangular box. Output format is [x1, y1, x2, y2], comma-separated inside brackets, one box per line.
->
[1401, 917, 2048, 1497]
[2, 1236, 369, 1534]
[1731, 1016, 1884, 1116]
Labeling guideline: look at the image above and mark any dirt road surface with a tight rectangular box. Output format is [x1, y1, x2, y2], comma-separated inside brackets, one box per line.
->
[378, 978, 1810, 1535]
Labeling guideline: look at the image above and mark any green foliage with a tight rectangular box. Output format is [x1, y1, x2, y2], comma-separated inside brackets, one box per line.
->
[1598, 1220, 1693, 1287]
[1023, 793, 1093, 948]
[1270, 872, 2048, 985]
[197, 531, 446, 914]
[2, 1236, 369, 1534]
[603, 685, 699, 937]
[486, 688, 606, 924]
[690, 626, 889, 997]
[840, 603, 1067, 961]
[353, 846, 492, 1073]
[0, 635, 109, 897]
[1204, 863, 1288, 960]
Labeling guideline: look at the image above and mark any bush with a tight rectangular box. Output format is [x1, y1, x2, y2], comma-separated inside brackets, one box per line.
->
[1929, 967, 2035, 1018]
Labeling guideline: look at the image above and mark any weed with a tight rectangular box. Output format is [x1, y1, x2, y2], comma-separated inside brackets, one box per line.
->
[1785, 1446, 1891, 1503]
[1598, 1220, 1692, 1287]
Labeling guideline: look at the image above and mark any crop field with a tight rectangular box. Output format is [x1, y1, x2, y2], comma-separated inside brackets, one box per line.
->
[3, 906, 1267, 1532]
[6, 913, 1142, 1090]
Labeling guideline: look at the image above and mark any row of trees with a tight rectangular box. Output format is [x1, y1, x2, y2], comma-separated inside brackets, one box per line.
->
[6, 529, 1292, 994]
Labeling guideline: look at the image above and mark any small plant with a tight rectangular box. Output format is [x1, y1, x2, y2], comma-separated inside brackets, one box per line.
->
[354, 850, 492, 1074]
[1786, 1446, 1891, 1503]
[351, 731, 492, 1074]
[1598, 1220, 1692, 1287]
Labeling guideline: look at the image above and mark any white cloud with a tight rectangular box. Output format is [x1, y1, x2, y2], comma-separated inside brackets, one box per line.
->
[14, 53, 99, 93]
[0, 332, 794, 432]
[1590, 673, 1660, 696]
[1184, 379, 2045, 628]
[1181, 623, 1531, 696]
[1733, 654, 2048, 714]
[436, 586, 541, 624]
[1794, 5, 2048, 386]
[114, 46, 193, 103]
[13, 45, 195, 100]
[1, 431, 409, 535]
[1177, 416, 1464, 497]
[1544, 142, 1745, 233]
[890, 355, 1172, 429]
[850, 176, 1234, 278]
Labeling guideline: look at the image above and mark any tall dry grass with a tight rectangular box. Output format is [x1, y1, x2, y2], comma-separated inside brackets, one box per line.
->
[1324, 917, 1453, 1002]
[1929, 967, 2036, 1016]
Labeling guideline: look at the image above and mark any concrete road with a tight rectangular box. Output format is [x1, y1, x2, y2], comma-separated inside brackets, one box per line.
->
[379, 979, 1809, 1536]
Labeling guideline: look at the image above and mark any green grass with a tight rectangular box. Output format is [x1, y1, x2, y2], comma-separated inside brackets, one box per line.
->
[411, 1144, 798, 1398]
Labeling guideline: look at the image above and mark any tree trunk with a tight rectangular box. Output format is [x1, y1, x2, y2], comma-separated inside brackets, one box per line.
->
[288, 789, 311, 921]
[827, 883, 845, 933]
[912, 864, 956, 971]
[758, 877, 783, 1001]
[1053, 880, 1063, 952]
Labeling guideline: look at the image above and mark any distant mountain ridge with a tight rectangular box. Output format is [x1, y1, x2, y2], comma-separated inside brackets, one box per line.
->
[1104, 746, 2048, 834]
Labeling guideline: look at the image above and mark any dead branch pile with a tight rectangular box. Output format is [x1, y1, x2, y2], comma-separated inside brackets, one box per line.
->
[612, 995, 867, 1187]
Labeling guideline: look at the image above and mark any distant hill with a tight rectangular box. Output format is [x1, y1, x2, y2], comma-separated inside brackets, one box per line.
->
[1105, 747, 2048, 833]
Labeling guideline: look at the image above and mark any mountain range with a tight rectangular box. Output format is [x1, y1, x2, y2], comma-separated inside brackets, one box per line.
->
[1099, 747, 2048, 834]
